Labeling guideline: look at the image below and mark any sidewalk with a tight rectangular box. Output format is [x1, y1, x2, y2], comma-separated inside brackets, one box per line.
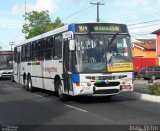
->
[133, 79, 149, 94]
[133, 79, 160, 94]
[119, 79, 160, 103]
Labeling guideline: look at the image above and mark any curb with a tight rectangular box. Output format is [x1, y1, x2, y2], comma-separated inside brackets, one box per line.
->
[119, 92, 160, 103]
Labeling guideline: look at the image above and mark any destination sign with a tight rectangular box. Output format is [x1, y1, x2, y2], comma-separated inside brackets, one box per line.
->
[75, 23, 128, 33]
[93, 26, 121, 32]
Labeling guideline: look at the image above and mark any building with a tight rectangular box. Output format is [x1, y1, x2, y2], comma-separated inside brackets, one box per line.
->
[152, 29, 160, 65]
[132, 39, 156, 58]
[132, 39, 157, 76]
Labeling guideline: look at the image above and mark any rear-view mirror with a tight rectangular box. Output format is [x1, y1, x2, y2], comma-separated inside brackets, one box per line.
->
[69, 40, 75, 51]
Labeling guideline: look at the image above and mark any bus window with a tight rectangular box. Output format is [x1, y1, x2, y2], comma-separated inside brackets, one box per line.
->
[21, 45, 26, 62]
[45, 37, 53, 60]
[37, 39, 46, 61]
[26, 43, 31, 61]
[54, 35, 62, 59]
[14, 47, 17, 63]
[31, 41, 37, 61]
[37, 39, 45, 61]
[37, 40, 41, 61]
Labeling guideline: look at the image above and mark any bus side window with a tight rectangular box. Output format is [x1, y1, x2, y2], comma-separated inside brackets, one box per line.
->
[45, 37, 53, 60]
[14, 47, 17, 63]
[26, 43, 31, 61]
[21, 45, 26, 62]
[53, 35, 62, 60]
[40, 39, 46, 60]
[31, 42, 37, 61]
[37, 40, 41, 61]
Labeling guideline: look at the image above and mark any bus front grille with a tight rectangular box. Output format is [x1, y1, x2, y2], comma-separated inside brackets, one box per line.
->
[94, 82, 120, 87]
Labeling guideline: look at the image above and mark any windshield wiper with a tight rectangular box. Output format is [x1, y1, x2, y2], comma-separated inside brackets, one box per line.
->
[108, 33, 119, 46]
[88, 32, 100, 46]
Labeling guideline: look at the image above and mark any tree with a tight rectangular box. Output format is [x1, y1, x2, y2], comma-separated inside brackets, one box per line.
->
[22, 10, 64, 39]
[47, 17, 64, 31]
[0, 46, 2, 50]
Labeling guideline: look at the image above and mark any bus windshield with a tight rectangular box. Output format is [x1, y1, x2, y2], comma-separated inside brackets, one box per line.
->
[0, 54, 13, 70]
[73, 34, 132, 73]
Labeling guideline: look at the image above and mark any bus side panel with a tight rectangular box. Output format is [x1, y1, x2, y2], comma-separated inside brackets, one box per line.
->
[30, 61, 43, 89]
[13, 62, 18, 83]
[43, 60, 63, 91]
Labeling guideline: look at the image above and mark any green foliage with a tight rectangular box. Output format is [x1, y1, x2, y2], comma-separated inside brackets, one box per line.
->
[22, 10, 64, 39]
[46, 17, 64, 31]
[148, 82, 160, 95]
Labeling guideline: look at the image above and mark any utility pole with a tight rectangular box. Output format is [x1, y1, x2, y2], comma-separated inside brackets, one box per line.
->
[25, 0, 27, 24]
[9, 41, 15, 51]
[90, 1, 105, 22]
[24, 0, 27, 38]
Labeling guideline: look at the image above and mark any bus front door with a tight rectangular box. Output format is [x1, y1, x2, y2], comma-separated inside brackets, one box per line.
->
[63, 39, 71, 93]
[17, 51, 21, 83]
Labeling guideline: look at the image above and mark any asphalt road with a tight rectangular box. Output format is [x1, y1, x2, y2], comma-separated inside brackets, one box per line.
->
[0, 80, 160, 129]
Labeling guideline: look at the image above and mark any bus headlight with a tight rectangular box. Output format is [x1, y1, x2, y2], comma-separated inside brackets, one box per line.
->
[80, 83, 86, 86]
[80, 82, 91, 87]
[122, 78, 132, 84]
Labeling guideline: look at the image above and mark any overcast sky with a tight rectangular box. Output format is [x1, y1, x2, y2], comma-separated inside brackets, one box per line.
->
[0, 0, 160, 50]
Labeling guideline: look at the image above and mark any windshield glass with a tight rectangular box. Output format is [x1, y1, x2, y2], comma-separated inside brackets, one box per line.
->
[0, 54, 13, 70]
[73, 34, 132, 73]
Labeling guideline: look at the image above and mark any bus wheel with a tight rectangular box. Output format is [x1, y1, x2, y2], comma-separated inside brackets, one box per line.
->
[23, 78, 27, 88]
[27, 77, 34, 92]
[56, 80, 68, 101]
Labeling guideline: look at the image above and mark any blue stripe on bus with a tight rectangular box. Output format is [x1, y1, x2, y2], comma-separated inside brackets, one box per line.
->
[68, 23, 76, 33]
[28, 63, 31, 65]
[71, 73, 80, 83]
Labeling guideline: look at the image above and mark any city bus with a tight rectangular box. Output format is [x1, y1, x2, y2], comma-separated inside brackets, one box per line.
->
[13, 22, 133, 101]
[0, 50, 13, 79]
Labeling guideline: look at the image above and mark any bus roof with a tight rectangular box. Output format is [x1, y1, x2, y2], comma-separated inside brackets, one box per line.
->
[15, 22, 129, 47]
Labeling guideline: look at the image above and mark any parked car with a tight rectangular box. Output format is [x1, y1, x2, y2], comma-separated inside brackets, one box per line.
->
[139, 66, 160, 80]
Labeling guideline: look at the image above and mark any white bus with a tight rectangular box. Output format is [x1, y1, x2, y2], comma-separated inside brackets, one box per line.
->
[13, 23, 133, 101]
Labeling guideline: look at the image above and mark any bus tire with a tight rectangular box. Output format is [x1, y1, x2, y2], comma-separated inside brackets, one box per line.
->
[23, 79, 27, 88]
[27, 77, 34, 92]
[56, 80, 68, 101]
[23, 73, 27, 88]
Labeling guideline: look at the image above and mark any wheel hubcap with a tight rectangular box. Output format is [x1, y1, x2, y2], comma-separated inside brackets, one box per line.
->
[28, 80, 31, 89]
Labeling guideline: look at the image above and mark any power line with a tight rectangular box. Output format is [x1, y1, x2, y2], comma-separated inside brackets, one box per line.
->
[70, 5, 96, 22]
[129, 23, 160, 29]
[102, 7, 160, 24]
[62, 5, 93, 20]
[105, 8, 160, 20]
[128, 19, 160, 26]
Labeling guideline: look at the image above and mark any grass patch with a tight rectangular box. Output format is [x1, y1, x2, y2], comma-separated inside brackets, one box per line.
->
[148, 82, 160, 95]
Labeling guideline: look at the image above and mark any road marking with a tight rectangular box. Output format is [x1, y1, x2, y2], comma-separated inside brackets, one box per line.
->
[3, 84, 9, 87]
[34, 94, 44, 97]
[64, 104, 88, 113]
